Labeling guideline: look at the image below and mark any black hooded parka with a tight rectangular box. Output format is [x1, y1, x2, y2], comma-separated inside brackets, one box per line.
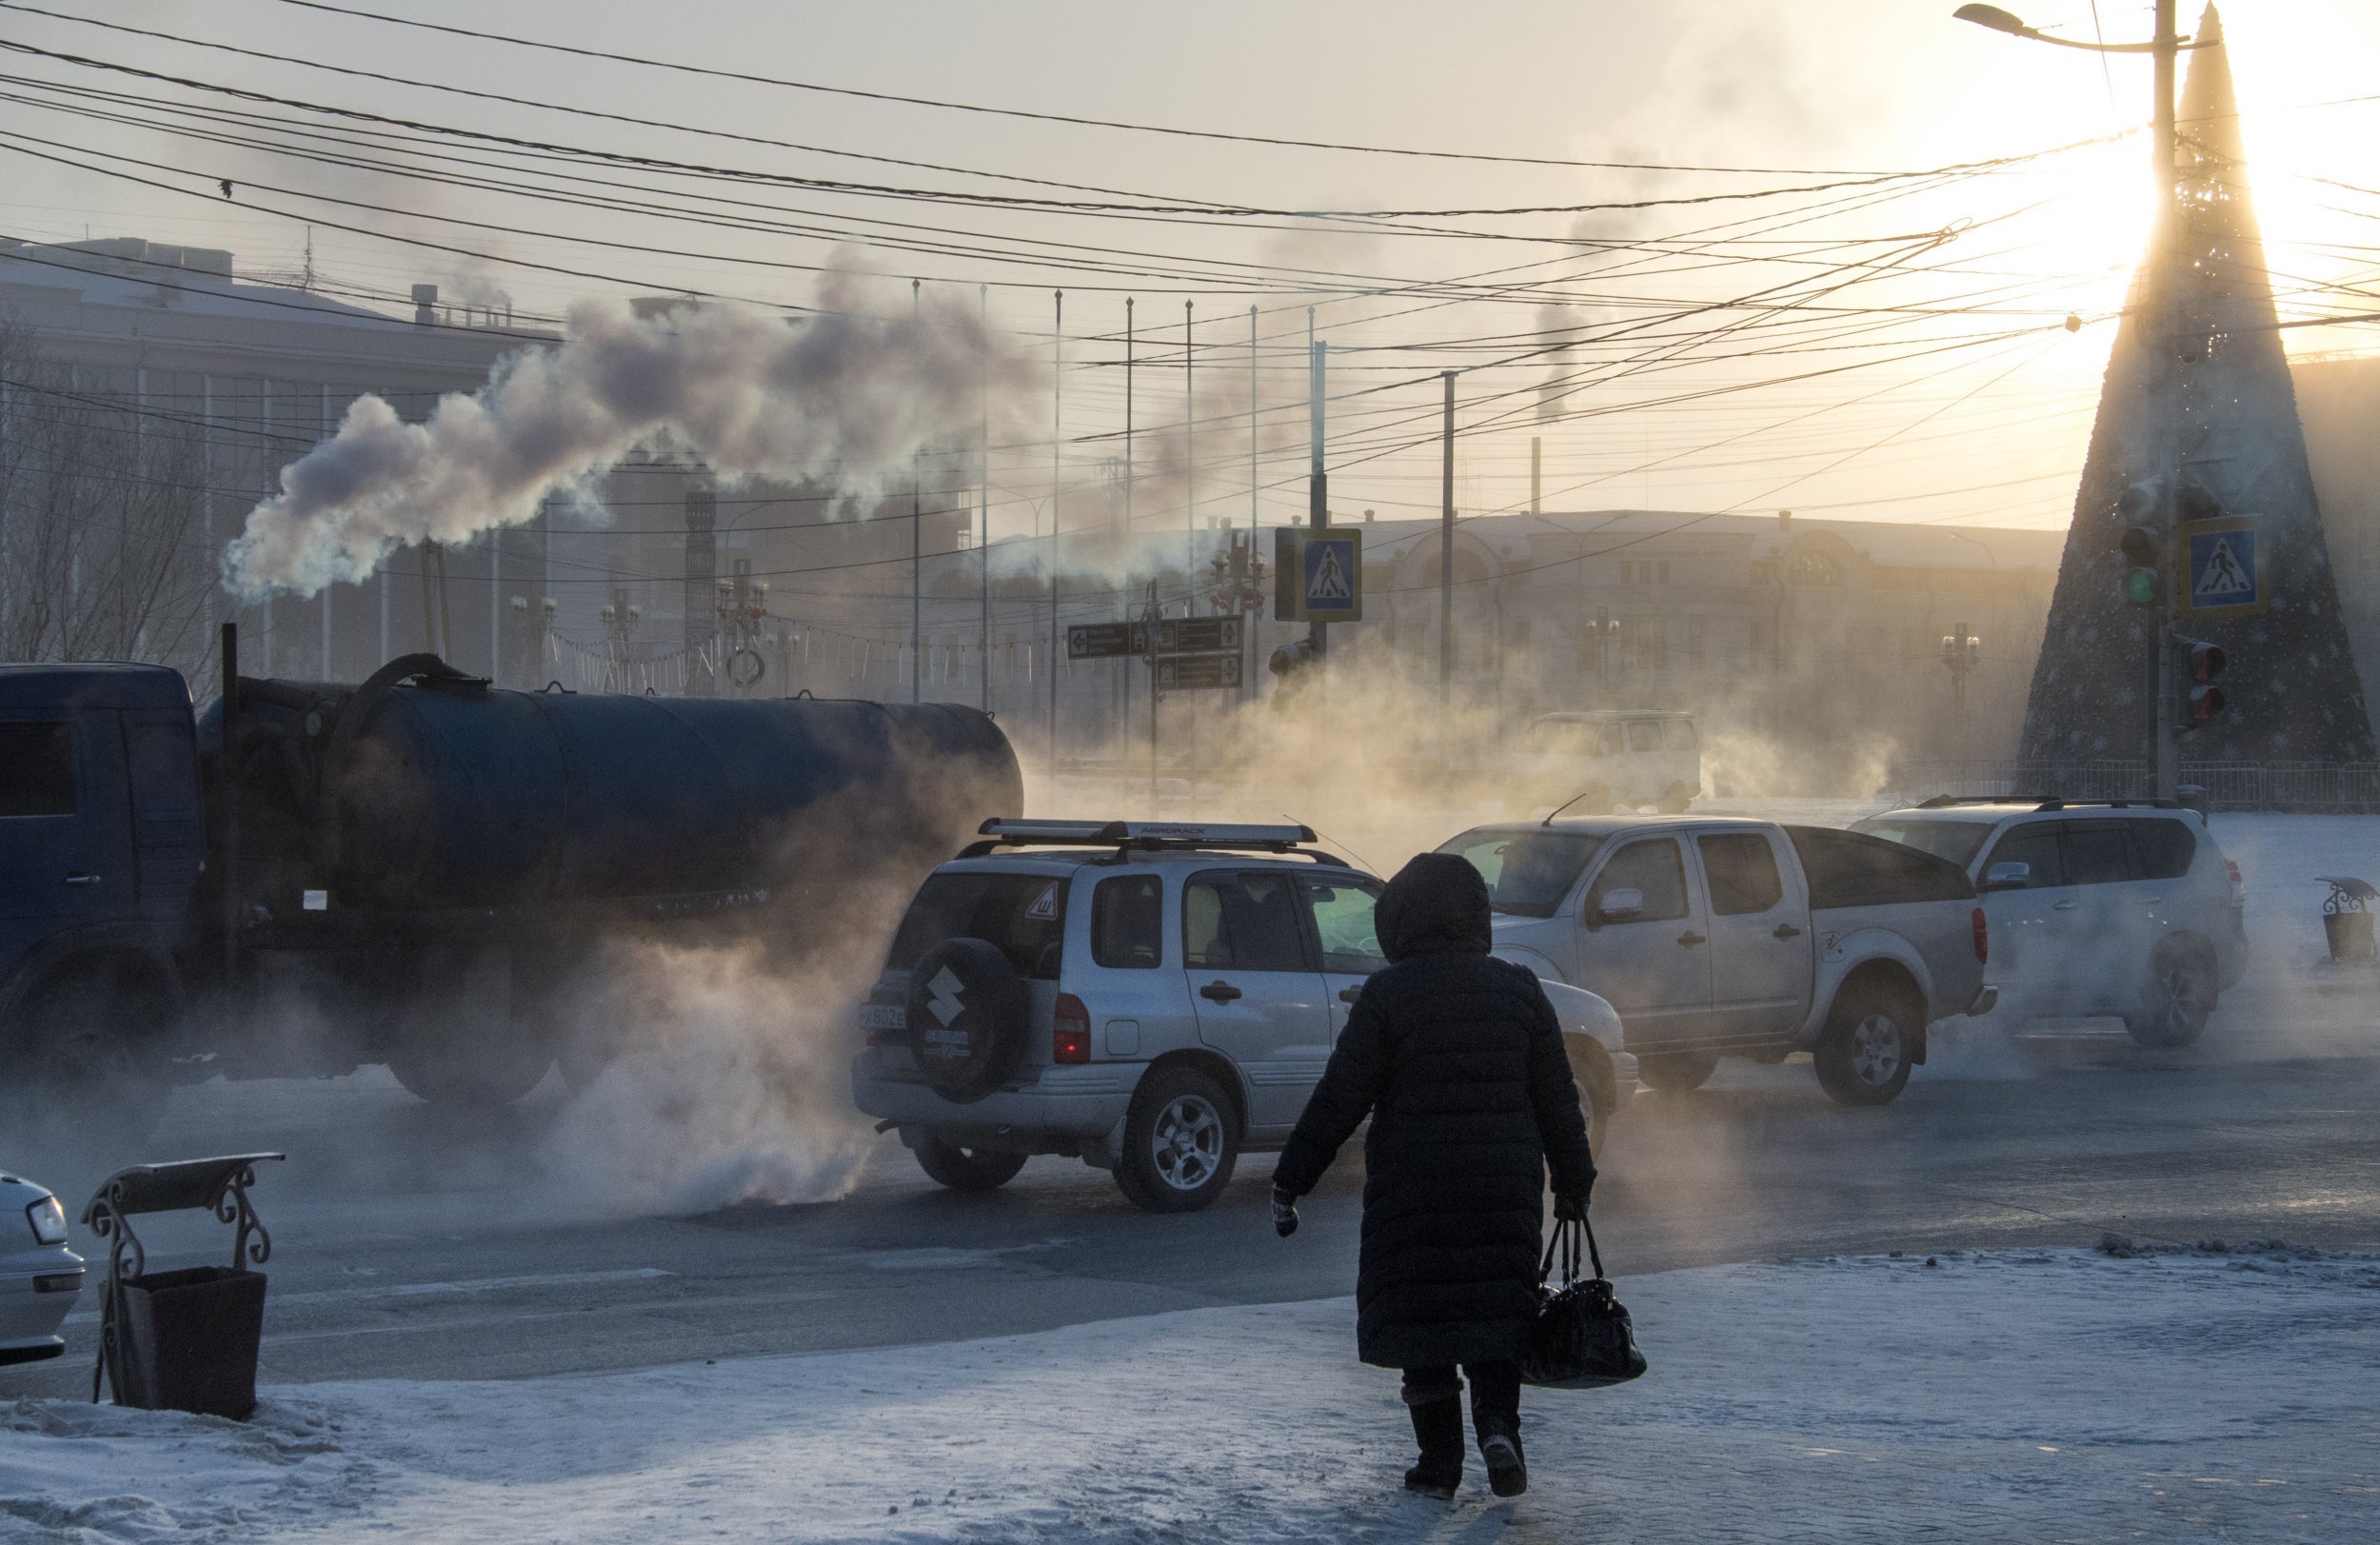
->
[1272, 852, 1597, 1369]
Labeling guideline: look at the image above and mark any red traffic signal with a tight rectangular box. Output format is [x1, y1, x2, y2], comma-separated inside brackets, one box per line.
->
[2177, 638, 2227, 729]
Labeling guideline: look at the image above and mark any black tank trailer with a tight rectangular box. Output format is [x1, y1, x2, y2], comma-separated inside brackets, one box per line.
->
[0, 646, 1021, 1136]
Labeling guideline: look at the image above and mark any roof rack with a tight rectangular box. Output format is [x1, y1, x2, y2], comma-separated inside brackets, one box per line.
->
[960, 819, 1339, 862]
[1914, 795, 2178, 812]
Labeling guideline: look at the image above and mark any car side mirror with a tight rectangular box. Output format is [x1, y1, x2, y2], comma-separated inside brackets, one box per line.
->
[1590, 886, 1645, 927]
[1980, 861, 2031, 891]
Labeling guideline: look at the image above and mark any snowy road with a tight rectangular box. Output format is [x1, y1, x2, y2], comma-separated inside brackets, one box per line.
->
[9, 1247, 2376, 1541]
[5, 1005, 2378, 1400]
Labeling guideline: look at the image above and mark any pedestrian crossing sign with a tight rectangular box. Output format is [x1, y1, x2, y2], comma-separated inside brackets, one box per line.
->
[2179, 518, 2265, 618]
[1272, 527, 1364, 623]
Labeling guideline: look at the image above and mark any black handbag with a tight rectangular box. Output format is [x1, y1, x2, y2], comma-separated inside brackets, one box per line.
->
[1519, 1216, 1648, 1389]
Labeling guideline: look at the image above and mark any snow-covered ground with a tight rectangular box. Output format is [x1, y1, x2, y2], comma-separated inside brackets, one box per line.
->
[7, 1246, 2375, 1543]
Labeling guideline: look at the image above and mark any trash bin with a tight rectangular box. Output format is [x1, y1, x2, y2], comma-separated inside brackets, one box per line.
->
[2318, 878, 2378, 964]
[107, 1267, 269, 1419]
[82, 1154, 284, 1421]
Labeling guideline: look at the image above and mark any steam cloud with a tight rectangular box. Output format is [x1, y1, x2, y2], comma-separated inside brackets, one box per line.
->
[222, 264, 1038, 600]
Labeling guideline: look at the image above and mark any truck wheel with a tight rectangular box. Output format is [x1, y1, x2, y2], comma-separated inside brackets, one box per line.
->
[1563, 1038, 1618, 1159]
[2126, 947, 2214, 1049]
[1635, 1050, 1717, 1093]
[1113, 1065, 1239, 1213]
[1656, 782, 1694, 815]
[387, 951, 552, 1109]
[7, 975, 170, 1143]
[913, 1132, 1030, 1192]
[1815, 986, 1916, 1106]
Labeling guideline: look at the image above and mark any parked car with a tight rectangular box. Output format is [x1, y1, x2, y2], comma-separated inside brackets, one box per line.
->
[0, 1173, 84, 1367]
[1434, 816, 1994, 1105]
[1509, 710, 1701, 814]
[851, 821, 1637, 1213]
[1851, 798, 2248, 1047]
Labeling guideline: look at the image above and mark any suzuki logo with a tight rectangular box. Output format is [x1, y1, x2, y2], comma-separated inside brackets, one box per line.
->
[925, 967, 967, 1027]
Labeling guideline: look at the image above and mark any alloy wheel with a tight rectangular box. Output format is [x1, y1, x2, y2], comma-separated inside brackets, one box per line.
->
[1850, 1013, 1903, 1086]
[1150, 1093, 1224, 1192]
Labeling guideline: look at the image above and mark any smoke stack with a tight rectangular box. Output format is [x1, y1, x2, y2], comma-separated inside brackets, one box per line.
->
[411, 283, 439, 327]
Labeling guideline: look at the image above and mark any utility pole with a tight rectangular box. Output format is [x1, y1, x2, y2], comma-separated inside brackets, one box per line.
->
[1049, 289, 1061, 793]
[1308, 321, 1327, 660]
[979, 285, 990, 712]
[1123, 296, 1135, 742]
[683, 487, 714, 695]
[1440, 371, 1456, 724]
[1531, 435, 1541, 516]
[1184, 301, 1196, 602]
[911, 278, 922, 705]
[1940, 622, 1980, 723]
[2151, 0, 2181, 802]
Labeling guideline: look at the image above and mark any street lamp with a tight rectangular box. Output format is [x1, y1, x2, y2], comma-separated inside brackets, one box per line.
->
[1953, 1, 2215, 802]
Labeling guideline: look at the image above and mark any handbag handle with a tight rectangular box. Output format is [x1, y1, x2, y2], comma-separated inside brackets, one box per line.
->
[1538, 1216, 1610, 1286]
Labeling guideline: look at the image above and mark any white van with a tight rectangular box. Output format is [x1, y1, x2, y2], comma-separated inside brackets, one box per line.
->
[1511, 711, 1701, 814]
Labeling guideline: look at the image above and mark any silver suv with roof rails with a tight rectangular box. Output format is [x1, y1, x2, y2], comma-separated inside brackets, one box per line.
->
[851, 820, 1636, 1213]
[1851, 797, 2248, 1047]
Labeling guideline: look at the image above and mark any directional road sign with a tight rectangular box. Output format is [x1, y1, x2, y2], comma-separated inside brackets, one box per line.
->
[1272, 527, 1364, 623]
[2179, 517, 2266, 618]
[1066, 621, 1148, 660]
[1156, 616, 1240, 654]
[1154, 653, 1242, 691]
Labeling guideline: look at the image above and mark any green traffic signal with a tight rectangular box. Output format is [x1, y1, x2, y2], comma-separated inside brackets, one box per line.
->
[2124, 567, 2158, 606]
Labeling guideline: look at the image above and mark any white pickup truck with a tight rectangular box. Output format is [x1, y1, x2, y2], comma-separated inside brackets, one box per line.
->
[1434, 816, 1995, 1105]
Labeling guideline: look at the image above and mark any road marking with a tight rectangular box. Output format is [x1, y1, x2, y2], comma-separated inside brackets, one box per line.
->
[61, 1267, 675, 1322]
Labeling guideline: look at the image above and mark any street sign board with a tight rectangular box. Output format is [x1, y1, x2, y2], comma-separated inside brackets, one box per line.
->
[1156, 616, 1240, 655]
[1154, 652, 1242, 691]
[1271, 527, 1364, 623]
[1066, 621, 1147, 660]
[2178, 517, 2266, 618]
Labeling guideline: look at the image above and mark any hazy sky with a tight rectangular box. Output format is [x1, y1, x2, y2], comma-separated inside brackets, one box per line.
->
[2, 1, 2375, 537]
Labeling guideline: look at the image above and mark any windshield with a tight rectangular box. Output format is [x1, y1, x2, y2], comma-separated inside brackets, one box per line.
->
[1847, 818, 1992, 871]
[1436, 829, 1607, 918]
[886, 872, 1068, 980]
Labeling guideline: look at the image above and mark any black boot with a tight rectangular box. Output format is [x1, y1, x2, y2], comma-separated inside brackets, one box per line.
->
[1403, 1396, 1465, 1499]
[1469, 1363, 1527, 1497]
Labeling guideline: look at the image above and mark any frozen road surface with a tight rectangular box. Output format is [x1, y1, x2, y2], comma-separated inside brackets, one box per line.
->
[8, 1246, 2376, 1543]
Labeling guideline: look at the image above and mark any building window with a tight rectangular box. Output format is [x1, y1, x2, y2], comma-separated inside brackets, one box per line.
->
[1657, 561, 1671, 584]
[1622, 616, 1666, 672]
[1787, 550, 1842, 587]
[1686, 618, 1705, 672]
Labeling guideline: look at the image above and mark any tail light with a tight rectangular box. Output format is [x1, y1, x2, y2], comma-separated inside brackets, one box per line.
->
[1971, 906, 1989, 964]
[1053, 993, 1092, 1064]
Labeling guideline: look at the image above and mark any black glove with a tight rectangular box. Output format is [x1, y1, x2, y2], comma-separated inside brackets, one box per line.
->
[1271, 1185, 1300, 1238]
[1553, 1188, 1590, 1223]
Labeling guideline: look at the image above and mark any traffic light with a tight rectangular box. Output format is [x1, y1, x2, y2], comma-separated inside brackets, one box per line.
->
[2178, 638, 2227, 729]
[2118, 525, 2160, 607]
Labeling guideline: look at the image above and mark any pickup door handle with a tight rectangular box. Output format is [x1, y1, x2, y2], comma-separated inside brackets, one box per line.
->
[2053, 901, 2080, 912]
[64, 874, 102, 886]
[1200, 980, 1243, 1003]
[1677, 931, 1707, 948]
[1773, 923, 1803, 940]
[1339, 986, 1363, 1003]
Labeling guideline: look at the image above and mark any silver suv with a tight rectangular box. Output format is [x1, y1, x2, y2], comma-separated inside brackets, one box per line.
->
[1851, 799, 2247, 1047]
[851, 821, 1636, 1213]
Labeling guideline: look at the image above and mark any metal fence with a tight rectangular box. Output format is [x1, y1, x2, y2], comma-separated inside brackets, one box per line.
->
[1884, 759, 2380, 814]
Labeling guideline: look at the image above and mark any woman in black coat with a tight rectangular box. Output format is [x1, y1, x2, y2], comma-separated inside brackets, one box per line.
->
[1270, 851, 1596, 1500]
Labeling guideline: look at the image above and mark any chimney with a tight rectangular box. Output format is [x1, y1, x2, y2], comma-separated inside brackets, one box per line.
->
[411, 283, 439, 327]
[1777, 509, 1794, 535]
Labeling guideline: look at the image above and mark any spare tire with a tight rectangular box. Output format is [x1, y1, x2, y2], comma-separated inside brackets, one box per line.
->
[905, 937, 1029, 1100]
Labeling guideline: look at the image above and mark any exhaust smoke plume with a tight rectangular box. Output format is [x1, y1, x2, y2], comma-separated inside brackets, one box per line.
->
[222, 264, 1040, 600]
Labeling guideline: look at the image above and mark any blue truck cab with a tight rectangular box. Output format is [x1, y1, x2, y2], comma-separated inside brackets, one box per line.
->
[1, 664, 206, 1136]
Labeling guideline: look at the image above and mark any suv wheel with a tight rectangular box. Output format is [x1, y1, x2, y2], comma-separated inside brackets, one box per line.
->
[1114, 1066, 1239, 1213]
[1635, 1050, 1717, 1093]
[1815, 985, 1915, 1106]
[912, 1132, 1030, 1192]
[2126, 948, 2214, 1049]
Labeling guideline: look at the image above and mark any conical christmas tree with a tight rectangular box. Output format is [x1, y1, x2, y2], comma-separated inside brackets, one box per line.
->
[2016, 5, 2373, 768]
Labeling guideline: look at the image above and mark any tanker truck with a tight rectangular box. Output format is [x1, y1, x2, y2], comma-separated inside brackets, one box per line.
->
[0, 635, 1022, 1139]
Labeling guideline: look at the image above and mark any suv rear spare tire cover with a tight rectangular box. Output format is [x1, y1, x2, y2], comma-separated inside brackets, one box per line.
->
[905, 936, 1030, 1099]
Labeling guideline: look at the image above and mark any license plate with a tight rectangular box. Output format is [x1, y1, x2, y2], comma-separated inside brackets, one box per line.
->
[859, 1002, 907, 1033]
